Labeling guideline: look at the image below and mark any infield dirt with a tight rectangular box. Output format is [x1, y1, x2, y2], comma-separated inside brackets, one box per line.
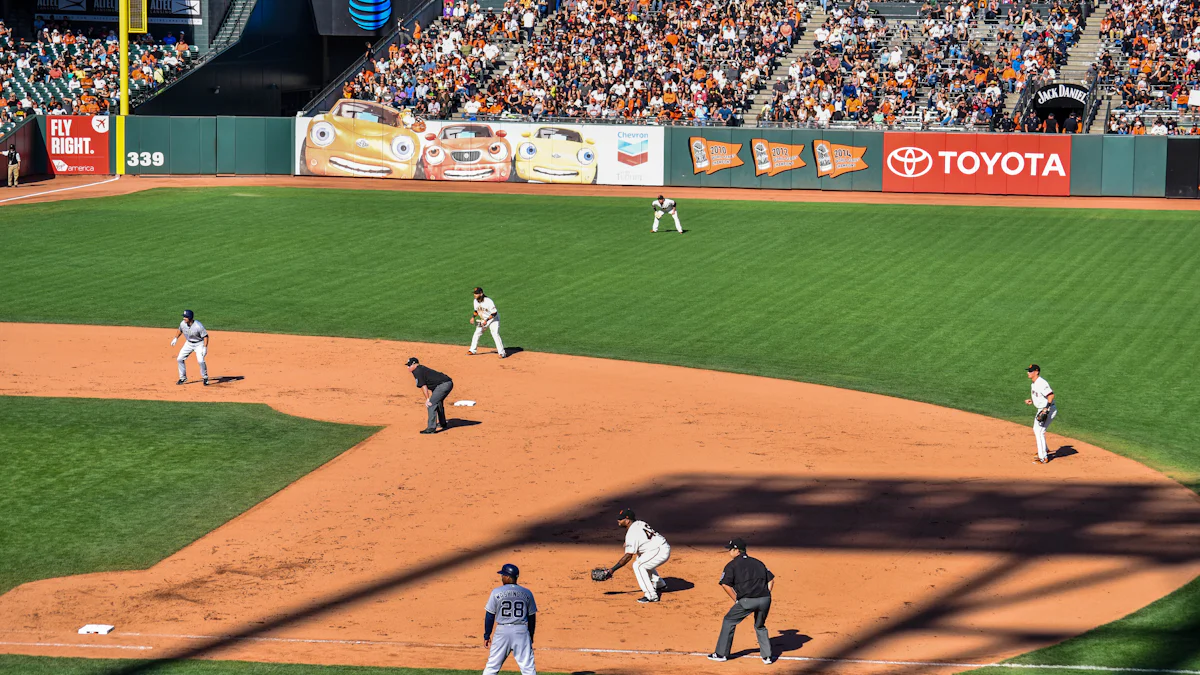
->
[0, 323, 1198, 674]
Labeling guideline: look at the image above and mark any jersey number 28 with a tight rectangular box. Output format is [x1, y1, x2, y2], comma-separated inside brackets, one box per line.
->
[500, 600, 526, 619]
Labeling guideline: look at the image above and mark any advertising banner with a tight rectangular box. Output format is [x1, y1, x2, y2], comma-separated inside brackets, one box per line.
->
[47, 115, 110, 174]
[883, 132, 1071, 196]
[36, 0, 202, 25]
[294, 102, 664, 186]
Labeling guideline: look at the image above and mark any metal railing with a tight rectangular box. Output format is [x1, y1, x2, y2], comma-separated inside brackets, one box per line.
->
[452, 113, 746, 126]
[301, 0, 442, 116]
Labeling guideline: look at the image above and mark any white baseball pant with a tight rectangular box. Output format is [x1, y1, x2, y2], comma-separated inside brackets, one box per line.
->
[633, 544, 670, 600]
[652, 210, 682, 233]
[470, 320, 505, 356]
[484, 625, 536, 675]
[1033, 405, 1057, 461]
[177, 341, 208, 380]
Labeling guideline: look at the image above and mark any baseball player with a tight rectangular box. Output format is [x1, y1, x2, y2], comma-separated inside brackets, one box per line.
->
[604, 508, 671, 603]
[171, 310, 209, 385]
[651, 195, 683, 234]
[1024, 364, 1057, 464]
[469, 287, 507, 358]
[483, 563, 538, 675]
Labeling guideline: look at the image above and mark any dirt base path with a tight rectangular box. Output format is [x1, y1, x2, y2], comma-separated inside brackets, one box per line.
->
[1, 323, 1198, 674]
[4, 174, 1200, 210]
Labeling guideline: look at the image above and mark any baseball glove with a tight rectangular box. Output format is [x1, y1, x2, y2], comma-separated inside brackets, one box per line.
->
[591, 567, 613, 582]
[1036, 408, 1049, 424]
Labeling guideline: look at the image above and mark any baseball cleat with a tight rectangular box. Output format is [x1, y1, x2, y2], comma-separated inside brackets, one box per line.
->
[420, 428, 438, 435]
[176, 378, 186, 385]
[1033, 457, 1048, 464]
[763, 657, 774, 665]
[707, 653, 727, 662]
[499, 353, 509, 359]
[203, 378, 210, 386]
[467, 351, 476, 355]
[637, 596, 659, 603]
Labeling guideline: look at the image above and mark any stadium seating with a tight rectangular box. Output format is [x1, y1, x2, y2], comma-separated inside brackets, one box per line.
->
[0, 20, 200, 135]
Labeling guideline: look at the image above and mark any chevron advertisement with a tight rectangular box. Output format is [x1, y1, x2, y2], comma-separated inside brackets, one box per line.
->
[294, 101, 664, 185]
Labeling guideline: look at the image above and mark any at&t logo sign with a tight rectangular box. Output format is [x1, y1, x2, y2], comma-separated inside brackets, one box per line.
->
[887, 147, 932, 178]
[349, 0, 391, 30]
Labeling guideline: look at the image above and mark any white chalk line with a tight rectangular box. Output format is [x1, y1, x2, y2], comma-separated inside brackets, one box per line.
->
[119, 632, 1200, 674]
[0, 640, 152, 651]
[0, 175, 120, 205]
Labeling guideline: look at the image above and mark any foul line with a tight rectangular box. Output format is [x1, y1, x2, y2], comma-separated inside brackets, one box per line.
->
[0, 640, 152, 651]
[120, 632, 1200, 674]
[0, 175, 121, 205]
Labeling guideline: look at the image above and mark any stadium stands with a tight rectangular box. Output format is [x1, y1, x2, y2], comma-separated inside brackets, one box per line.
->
[0, 19, 200, 135]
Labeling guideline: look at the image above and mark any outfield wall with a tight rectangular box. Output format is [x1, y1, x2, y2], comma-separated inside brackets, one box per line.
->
[3, 115, 1199, 198]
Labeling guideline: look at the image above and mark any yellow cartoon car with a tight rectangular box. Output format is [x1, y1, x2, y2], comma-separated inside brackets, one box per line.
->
[514, 126, 598, 184]
[302, 99, 421, 179]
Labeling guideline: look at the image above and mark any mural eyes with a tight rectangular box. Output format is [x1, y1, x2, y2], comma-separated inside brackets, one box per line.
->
[390, 136, 415, 161]
[424, 146, 445, 165]
[578, 148, 595, 165]
[488, 142, 510, 160]
[518, 142, 537, 159]
[309, 122, 336, 148]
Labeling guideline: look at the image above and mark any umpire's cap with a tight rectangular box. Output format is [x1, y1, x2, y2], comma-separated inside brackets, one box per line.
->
[406, 357, 420, 367]
[618, 507, 636, 521]
[498, 563, 520, 579]
[725, 538, 747, 551]
[181, 309, 194, 319]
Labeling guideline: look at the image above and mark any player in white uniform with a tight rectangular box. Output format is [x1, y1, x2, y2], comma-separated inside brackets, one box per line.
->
[1024, 364, 1057, 464]
[469, 287, 507, 358]
[605, 508, 671, 603]
[171, 310, 210, 385]
[651, 195, 683, 234]
[483, 563, 537, 675]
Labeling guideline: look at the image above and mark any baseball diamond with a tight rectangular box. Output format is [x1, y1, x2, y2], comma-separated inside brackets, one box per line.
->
[2, 0, 1200, 669]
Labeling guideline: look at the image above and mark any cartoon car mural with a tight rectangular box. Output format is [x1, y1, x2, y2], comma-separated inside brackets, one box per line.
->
[421, 124, 512, 181]
[514, 126, 597, 184]
[302, 99, 422, 179]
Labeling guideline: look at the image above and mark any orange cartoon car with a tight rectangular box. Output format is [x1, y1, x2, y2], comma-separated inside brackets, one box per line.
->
[302, 99, 422, 179]
[420, 123, 512, 181]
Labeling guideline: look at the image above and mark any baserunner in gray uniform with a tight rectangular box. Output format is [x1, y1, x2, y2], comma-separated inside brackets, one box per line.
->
[171, 309, 210, 385]
[483, 563, 537, 675]
[709, 538, 776, 665]
[406, 357, 453, 434]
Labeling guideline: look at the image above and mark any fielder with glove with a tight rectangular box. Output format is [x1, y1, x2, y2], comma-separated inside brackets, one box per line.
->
[592, 508, 671, 603]
[1024, 364, 1058, 464]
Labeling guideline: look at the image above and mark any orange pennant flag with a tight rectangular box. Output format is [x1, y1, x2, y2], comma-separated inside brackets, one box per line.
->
[751, 138, 807, 177]
[689, 136, 744, 175]
[812, 139, 868, 179]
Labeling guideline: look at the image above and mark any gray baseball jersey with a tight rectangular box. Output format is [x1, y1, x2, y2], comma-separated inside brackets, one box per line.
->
[485, 583, 537, 626]
[178, 320, 208, 343]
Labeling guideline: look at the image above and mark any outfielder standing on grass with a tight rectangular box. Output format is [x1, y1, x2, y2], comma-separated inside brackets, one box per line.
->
[469, 287, 507, 358]
[651, 195, 683, 234]
[1025, 364, 1057, 464]
[708, 538, 775, 665]
[407, 357, 453, 434]
[482, 563, 537, 675]
[171, 310, 210, 385]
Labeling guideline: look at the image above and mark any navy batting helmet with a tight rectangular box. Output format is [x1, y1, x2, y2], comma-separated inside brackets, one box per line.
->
[498, 563, 520, 579]
[182, 309, 194, 319]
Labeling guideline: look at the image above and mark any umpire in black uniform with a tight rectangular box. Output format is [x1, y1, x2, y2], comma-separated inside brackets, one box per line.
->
[406, 357, 453, 434]
[708, 538, 776, 664]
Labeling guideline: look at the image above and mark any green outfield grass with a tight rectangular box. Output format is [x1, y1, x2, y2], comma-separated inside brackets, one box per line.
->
[0, 396, 378, 595]
[1, 186, 1197, 672]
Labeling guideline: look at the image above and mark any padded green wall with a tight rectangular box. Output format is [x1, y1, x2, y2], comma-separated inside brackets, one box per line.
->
[123, 116, 292, 175]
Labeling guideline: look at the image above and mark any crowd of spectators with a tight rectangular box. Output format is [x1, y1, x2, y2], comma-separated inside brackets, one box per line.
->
[1096, 0, 1200, 113]
[338, 2, 515, 119]
[759, 0, 1085, 129]
[0, 18, 196, 127]
[457, 0, 810, 122]
[1105, 110, 1200, 133]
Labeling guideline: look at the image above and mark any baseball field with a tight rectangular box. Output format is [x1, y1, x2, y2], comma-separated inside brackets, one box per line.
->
[0, 184, 1198, 675]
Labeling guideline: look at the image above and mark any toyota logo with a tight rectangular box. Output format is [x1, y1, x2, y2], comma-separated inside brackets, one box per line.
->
[887, 147, 932, 178]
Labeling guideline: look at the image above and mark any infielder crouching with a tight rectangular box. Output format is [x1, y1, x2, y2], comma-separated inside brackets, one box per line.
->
[606, 508, 670, 603]
[651, 195, 683, 234]
[1025, 364, 1057, 464]
[171, 309, 210, 385]
[483, 563, 538, 675]
[469, 286, 506, 358]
